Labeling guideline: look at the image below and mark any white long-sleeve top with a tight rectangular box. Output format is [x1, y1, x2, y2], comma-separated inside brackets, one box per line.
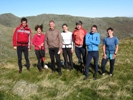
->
[61, 31, 73, 48]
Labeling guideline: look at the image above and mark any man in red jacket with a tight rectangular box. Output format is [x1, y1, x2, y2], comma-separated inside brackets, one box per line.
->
[12, 17, 32, 73]
[73, 21, 87, 72]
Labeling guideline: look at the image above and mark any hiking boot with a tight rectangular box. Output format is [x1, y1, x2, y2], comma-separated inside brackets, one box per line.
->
[110, 74, 113, 77]
[83, 76, 88, 80]
[19, 69, 22, 73]
[58, 72, 62, 76]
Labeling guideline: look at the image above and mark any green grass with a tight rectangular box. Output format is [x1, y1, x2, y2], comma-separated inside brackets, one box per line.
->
[0, 37, 133, 100]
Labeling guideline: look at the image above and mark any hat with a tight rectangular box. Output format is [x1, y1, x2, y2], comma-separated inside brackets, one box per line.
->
[76, 21, 83, 25]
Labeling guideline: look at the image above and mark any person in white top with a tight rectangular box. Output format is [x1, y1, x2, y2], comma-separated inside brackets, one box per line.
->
[61, 24, 73, 70]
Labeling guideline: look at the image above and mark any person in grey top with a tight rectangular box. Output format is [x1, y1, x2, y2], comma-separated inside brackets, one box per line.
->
[45, 20, 63, 75]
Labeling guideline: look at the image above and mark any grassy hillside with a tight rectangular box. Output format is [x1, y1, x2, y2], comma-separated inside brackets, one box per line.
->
[0, 37, 133, 100]
[0, 13, 133, 99]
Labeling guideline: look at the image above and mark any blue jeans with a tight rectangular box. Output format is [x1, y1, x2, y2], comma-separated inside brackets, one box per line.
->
[75, 46, 86, 65]
[85, 51, 99, 77]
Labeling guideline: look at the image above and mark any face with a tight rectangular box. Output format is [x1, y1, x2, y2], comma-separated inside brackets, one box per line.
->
[107, 30, 113, 36]
[91, 27, 97, 33]
[21, 21, 27, 28]
[49, 22, 55, 29]
[37, 28, 42, 34]
[76, 24, 82, 29]
[62, 25, 68, 32]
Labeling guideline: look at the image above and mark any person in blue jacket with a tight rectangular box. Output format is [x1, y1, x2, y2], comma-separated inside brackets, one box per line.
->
[101, 28, 119, 76]
[84, 25, 100, 80]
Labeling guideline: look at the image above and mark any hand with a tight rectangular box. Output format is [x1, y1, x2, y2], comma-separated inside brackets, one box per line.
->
[103, 54, 106, 59]
[14, 46, 17, 50]
[40, 43, 44, 46]
[113, 54, 116, 59]
[71, 49, 73, 53]
[46, 49, 48, 54]
[28, 49, 31, 51]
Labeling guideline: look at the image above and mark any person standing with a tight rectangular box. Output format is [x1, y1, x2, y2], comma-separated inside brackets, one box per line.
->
[61, 24, 73, 70]
[73, 21, 87, 70]
[84, 25, 100, 80]
[101, 28, 119, 76]
[45, 20, 63, 75]
[12, 17, 32, 73]
[32, 24, 45, 72]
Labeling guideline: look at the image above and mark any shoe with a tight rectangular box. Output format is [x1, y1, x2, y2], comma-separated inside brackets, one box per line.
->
[110, 74, 113, 77]
[102, 73, 105, 76]
[39, 69, 43, 72]
[27, 67, 30, 71]
[83, 76, 88, 80]
[58, 72, 62, 76]
[19, 69, 22, 73]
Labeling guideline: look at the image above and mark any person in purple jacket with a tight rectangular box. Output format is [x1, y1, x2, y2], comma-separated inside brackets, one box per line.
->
[101, 28, 119, 76]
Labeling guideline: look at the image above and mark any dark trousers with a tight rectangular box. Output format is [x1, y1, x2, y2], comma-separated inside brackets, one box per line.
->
[49, 48, 61, 72]
[85, 51, 99, 77]
[75, 46, 86, 65]
[17, 46, 30, 70]
[101, 58, 115, 74]
[62, 48, 73, 68]
[35, 50, 45, 70]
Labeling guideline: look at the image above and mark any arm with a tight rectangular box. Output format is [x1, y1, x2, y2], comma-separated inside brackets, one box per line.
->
[90, 34, 100, 46]
[28, 29, 32, 49]
[85, 34, 92, 46]
[12, 28, 18, 47]
[45, 33, 49, 53]
[58, 31, 63, 51]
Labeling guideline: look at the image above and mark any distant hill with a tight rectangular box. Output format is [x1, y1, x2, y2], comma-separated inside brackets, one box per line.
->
[0, 13, 133, 39]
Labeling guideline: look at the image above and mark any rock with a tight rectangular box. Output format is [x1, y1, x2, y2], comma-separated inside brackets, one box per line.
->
[12, 80, 38, 98]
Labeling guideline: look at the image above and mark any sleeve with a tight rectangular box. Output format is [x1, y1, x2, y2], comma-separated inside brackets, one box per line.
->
[85, 34, 92, 46]
[45, 32, 49, 51]
[12, 28, 18, 46]
[32, 35, 37, 47]
[58, 31, 63, 50]
[90, 34, 100, 46]
[103, 38, 106, 45]
[115, 37, 119, 45]
[28, 29, 32, 49]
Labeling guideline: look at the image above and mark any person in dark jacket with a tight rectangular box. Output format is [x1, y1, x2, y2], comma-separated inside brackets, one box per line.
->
[12, 17, 32, 73]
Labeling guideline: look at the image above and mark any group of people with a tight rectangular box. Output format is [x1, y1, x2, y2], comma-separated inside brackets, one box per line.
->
[12, 17, 119, 80]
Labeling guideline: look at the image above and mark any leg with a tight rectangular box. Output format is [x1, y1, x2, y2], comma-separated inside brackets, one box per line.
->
[62, 48, 68, 68]
[49, 48, 55, 71]
[40, 50, 45, 68]
[93, 51, 99, 79]
[23, 46, 30, 70]
[67, 48, 73, 69]
[54, 48, 62, 75]
[17, 46, 23, 72]
[35, 50, 42, 71]
[81, 47, 86, 66]
[85, 52, 93, 77]
[75, 47, 82, 64]
[101, 58, 108, 74]
[110, 59, 115, 74]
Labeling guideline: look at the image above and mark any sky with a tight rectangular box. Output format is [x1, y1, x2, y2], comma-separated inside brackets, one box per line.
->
[0, 0, 133, 18]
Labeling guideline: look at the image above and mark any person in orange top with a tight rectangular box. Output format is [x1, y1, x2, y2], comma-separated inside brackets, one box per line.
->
[73, 21, 87, 71]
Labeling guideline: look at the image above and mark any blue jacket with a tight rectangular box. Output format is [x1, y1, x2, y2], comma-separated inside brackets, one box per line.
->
[85, 32, 100, 51]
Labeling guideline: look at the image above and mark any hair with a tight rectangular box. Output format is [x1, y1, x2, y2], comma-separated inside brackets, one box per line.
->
[91, 25, 98, 29]
[76, 20, 83, 25]
[21, 17, 27, 23]
[35, 24, 43, 31]
[49, 20, 55, 23]
[62, 23, 68, 27]
[107, 27, 114, 32]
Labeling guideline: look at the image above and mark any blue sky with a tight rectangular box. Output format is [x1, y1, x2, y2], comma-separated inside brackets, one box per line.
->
[0, 0, 132, 18]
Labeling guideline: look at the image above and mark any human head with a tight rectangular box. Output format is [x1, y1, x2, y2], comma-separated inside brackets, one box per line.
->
[21, 17, 27, 28]
[107, 27, 114, 37]
[62, 23, 68, 32]
[49, 20, 55, 29]
[35, 24, 43, 33]
[91, 25, 98, 33]
[76, 21, 83, 29]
